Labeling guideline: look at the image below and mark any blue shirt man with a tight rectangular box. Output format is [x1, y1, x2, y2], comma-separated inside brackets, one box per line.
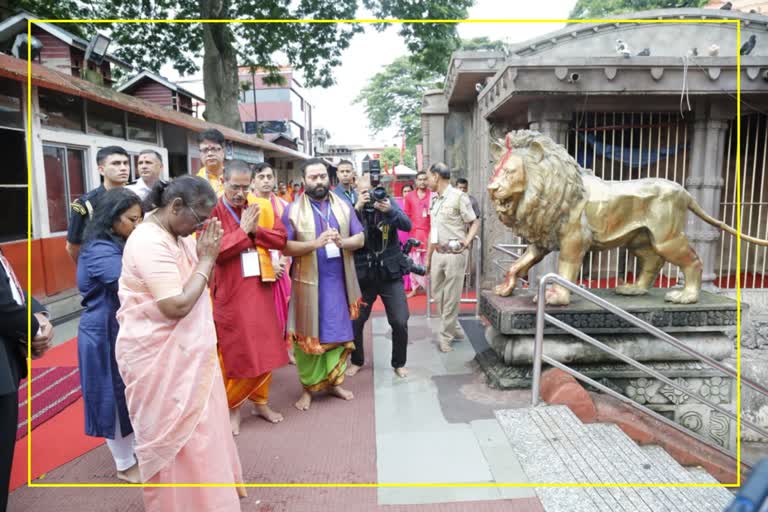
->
[333, 159, 357, 208]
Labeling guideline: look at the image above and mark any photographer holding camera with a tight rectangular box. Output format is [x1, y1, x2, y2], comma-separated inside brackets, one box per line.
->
[346, 164, 414, 378]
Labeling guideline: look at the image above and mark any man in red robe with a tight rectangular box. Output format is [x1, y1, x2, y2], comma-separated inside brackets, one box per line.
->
[209, 159, 290, 435]
[402, 171, 432, 297]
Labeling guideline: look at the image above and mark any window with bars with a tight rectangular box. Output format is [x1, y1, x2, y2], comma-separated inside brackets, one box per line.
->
[0, 79, 27, 242]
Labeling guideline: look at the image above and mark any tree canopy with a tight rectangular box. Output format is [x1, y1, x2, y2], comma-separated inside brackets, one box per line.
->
[380, 145, 415, 169]
[568, 0, 709, 19]
[8, 0, 474, 129]
[355, 36, 504, 152]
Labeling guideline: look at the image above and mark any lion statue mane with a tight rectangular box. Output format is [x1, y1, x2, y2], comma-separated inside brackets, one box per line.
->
[491, 130, 586, 252]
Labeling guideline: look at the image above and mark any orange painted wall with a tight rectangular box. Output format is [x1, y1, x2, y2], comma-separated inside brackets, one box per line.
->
[40, 236, 76, 297]
[1, 236, 77, 299]
[0, 239, 30, 291]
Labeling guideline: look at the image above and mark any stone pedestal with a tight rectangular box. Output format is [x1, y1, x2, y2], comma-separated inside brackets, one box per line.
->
[478, 288, 742, 449]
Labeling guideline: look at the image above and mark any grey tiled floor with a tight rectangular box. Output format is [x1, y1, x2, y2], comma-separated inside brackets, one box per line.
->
[370, 316, 536, 506]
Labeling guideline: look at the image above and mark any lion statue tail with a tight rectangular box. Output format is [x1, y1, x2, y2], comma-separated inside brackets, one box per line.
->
[688, 200, 768, 247]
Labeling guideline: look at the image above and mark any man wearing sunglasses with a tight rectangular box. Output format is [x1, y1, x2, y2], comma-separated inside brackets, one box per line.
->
[206, 159, 290, 435]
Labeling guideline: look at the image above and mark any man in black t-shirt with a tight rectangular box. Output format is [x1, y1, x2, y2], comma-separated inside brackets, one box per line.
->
[65, 145, 130, 262]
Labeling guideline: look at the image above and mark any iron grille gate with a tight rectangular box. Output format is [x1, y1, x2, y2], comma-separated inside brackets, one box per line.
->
[717, 114, 768, 290]
[567, 112, 691, 290]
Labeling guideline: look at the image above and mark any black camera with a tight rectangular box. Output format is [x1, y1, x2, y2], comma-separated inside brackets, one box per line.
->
[363, 159, 388, 214]
[367, 159, 387, 202]
[402, 238, 427, 276]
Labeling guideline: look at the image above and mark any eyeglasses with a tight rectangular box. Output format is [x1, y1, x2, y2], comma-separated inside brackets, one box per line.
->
[187, 205, 206, 229]
[226, 183, 251, 192]
[200, 146, 223, 154]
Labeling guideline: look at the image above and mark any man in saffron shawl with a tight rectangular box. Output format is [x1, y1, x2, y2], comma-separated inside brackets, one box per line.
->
[250, 162, 295, 364]
[209, 160, 290, 434]
[281, 158, 364, 411]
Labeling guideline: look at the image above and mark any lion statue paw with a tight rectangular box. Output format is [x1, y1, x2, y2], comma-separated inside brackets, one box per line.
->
[545, 286, 571, 306]
[494, 275, 517, 297]
[664, 289, 699, 304]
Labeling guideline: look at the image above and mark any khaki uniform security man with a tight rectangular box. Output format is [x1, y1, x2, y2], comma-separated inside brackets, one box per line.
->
[426, 163, 480, 353]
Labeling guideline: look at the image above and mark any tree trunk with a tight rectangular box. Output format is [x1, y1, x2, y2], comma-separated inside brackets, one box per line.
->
[199, 0, 241, 130]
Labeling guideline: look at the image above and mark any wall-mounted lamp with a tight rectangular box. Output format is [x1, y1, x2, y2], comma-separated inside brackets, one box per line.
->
[84, 32, 112, 65]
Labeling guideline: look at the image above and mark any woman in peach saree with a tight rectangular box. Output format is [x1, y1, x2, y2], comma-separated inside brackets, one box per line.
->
[115, 176, 245, 511]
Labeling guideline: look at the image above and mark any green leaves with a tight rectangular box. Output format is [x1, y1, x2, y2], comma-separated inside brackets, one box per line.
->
[380, 145, 415, 169]
[354, 56, 433, 149]
[569, 0, 708, 19]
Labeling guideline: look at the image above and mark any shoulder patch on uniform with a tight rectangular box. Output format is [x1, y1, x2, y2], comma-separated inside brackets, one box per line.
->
[70, 202, 87, 215]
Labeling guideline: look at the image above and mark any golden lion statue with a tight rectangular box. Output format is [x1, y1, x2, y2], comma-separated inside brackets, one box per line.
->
[488, 130, 768, 305]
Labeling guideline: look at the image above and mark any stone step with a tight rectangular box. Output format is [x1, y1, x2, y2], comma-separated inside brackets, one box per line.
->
[686, 466, 735, 508]
[495, 407, 611, 512]
[640, 445, 730, 512]
[529, 407, 638, 511]
[555, 409, 688, 512]
[495, 405, 730, 512]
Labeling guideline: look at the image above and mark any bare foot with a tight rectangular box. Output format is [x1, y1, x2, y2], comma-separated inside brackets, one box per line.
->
[345, 364, 362, 377]
[406, 287, 420, 299]
[438, 340, 454, 353]
[394, 367, 408, 378]
[253, 403, 284, 423]
[294, 391, 312, 411]
[288, 348, 296, 365]
[117, 462, 140, 484]
[328, 385, 354, 401]
[230, 406, 242, 435]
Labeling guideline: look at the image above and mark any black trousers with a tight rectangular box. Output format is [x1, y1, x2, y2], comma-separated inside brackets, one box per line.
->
[0, 391, 18, 511]
[352, 277, 409, 369]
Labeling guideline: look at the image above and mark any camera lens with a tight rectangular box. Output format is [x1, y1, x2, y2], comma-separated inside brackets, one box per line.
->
[371, 186, 387, 201]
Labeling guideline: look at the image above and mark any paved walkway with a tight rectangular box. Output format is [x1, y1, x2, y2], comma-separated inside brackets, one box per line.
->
[9, 313, 542, 511]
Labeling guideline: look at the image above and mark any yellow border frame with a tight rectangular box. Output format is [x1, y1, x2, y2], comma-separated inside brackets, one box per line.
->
[24, 17, 743, 490]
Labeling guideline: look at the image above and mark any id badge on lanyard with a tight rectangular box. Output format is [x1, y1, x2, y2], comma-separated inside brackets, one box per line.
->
[313, 202, 341, 259]
[241, 249, 261, 277]
[325, 243, 341, 259]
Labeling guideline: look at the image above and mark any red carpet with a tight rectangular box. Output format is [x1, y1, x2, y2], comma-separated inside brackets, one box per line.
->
[10, 338, 103, 491]
[16, 366, 81, 440]
[372, 292, 477, 315]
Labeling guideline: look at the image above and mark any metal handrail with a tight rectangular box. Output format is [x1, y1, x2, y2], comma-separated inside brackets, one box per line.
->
[531, 273, 768, 459]
[425, 235, 482, 319]
[492, 244, 529, 287]
[493, 243, 528, 258]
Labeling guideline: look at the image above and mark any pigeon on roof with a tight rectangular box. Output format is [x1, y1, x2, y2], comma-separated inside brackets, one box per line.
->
[720, 1, 732, 9]
[741, 35, 757, 56]
[636, 48, 650, 56]
[616, 39, 631, 58]
[708, 44, 720, 56]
